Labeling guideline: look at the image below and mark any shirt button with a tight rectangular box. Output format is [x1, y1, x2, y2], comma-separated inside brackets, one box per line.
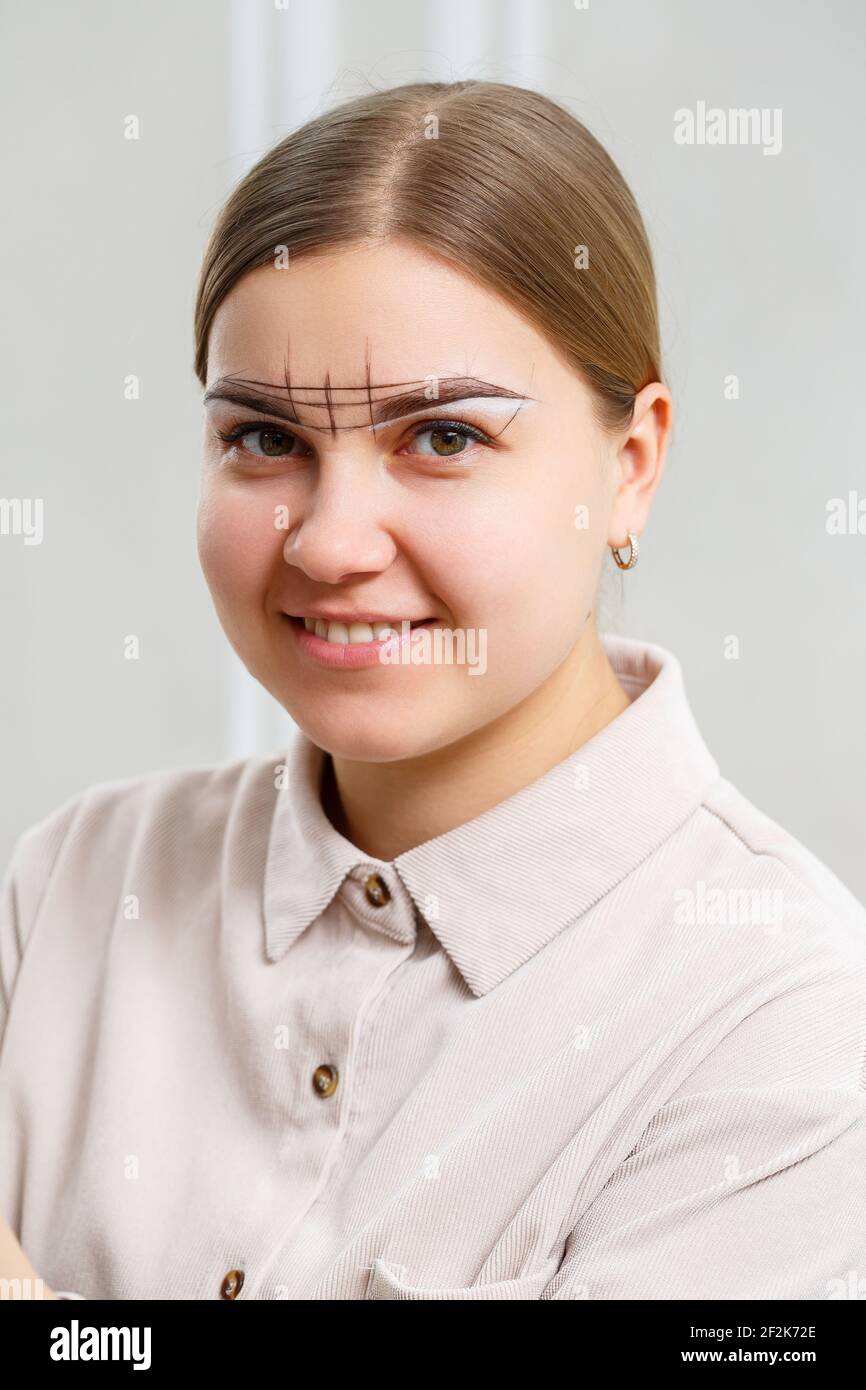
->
[363, 872, 391, 907]
[220, 1269, 244, 1299]
[312, 1063, 339, 1097]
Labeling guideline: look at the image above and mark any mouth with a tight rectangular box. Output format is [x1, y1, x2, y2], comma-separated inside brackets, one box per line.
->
[286, 614, 436, 647]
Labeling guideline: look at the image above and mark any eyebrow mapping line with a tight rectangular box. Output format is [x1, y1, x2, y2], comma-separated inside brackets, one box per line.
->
[214, 373, 527, 391]
[365, 338, 375, 435]
[203, 374, 536, 436]
[323, 369, 336, 438]
[282, 344, 296, 429]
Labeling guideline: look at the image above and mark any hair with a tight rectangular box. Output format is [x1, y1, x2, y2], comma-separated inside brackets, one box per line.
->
[193, 80, 662, 433]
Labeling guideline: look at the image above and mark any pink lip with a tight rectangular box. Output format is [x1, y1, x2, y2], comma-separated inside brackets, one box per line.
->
[286, 615, 434, 670]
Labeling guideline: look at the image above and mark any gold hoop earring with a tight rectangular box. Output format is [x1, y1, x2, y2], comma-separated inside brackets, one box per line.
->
[610, 532, 639, 570]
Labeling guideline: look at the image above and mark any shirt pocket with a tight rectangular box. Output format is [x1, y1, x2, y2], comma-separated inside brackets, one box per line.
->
[365, 1256, 555, 1301]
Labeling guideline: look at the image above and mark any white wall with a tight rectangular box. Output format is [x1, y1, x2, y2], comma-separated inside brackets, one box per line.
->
[2, 0, 864, 898]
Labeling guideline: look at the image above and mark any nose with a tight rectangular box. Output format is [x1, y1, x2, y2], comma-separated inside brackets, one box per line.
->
[281, 459, 399, 584]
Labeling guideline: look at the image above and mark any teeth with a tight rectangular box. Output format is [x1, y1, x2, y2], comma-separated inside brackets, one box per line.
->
[303, 618, 413, 645]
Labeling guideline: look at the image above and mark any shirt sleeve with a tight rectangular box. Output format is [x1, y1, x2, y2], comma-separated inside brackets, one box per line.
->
[543, 961, 866, 1300]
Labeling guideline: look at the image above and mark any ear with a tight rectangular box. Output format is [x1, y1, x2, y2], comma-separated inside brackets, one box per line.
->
[607, 382, 673, 548]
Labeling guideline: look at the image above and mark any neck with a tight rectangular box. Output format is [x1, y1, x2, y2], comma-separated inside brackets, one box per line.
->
[321, 622, 633, 861]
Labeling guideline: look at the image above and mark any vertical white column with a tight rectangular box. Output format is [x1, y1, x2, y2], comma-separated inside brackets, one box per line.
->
[275, 0, 340, 130]
[500, 0, 550, 87]
[425, 0, 549, 83]
[425, 0, 498, 77]
[228, 0, 271, 171]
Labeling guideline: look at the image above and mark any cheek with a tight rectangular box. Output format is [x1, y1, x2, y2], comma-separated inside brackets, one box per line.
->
[438, 474, 600, 624]
[196, 485, 280, 605]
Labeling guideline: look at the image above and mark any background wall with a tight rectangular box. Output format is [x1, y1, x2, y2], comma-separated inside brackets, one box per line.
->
[2, 0, 864, 897]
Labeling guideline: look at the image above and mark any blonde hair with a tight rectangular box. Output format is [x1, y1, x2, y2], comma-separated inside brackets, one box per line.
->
[193, 80, 662, 432]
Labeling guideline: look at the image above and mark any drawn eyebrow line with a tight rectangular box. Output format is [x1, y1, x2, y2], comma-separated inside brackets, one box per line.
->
[324, 369, 335, 438]
[210, 373, 524, 390]
[283, 346, 295, 426]
[365, 339, 374, 433]
[202, 374, 536, 433]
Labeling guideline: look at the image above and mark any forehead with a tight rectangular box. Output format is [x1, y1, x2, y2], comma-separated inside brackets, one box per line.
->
[205, 238, 559, 394]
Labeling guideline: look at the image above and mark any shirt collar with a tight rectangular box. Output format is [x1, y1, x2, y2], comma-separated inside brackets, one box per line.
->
[263, 634, 720, 997]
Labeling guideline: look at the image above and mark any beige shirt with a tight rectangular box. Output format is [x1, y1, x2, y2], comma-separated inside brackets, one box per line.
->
[2, 634, 865, 1301]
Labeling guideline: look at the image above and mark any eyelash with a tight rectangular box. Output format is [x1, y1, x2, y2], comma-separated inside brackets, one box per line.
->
[214, 417, 495, 462]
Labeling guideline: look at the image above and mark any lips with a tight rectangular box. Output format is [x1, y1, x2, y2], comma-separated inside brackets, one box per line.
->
[285, 612, 438, 670]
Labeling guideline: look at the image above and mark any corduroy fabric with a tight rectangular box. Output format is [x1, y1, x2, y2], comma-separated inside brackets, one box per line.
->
[1, 634, 865, 1301]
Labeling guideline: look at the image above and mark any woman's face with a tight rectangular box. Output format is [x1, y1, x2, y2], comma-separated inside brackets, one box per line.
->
[198, 238, 626, 761]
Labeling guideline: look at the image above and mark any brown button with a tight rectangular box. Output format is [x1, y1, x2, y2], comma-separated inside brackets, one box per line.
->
[220, 1268, 244, 1299]
[363, 872, 391, 907]
[312, 1063, 339, 1097]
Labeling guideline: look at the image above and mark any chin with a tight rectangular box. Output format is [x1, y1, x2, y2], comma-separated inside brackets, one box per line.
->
[287, 699, 457, 765]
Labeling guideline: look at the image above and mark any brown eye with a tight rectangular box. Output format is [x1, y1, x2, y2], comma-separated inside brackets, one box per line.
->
[215, 423, 308, 459]
[430, 428, 467, 456]
[249, 428, 295, 457]
[407, 422, 489, 459]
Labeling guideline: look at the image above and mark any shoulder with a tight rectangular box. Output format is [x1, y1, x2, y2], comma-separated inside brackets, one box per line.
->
[692, 774, 866, 959]
[0, 755, 289, 1045]
[1, 752, 285, 927]
[635, 769, 866, 1077]
[661, 775, 866, 1094]
[65, 752, 282, 842]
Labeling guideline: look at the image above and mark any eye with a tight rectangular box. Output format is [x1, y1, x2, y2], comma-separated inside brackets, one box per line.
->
[401, 419, 492, 460]
[214, 422, 310, 459]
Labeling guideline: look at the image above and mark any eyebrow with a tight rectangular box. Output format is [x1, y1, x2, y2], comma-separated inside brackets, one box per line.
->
[202, 375, 535, 432]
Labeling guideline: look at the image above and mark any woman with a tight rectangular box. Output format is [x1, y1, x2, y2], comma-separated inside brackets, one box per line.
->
[2, 80, 865, 1302]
